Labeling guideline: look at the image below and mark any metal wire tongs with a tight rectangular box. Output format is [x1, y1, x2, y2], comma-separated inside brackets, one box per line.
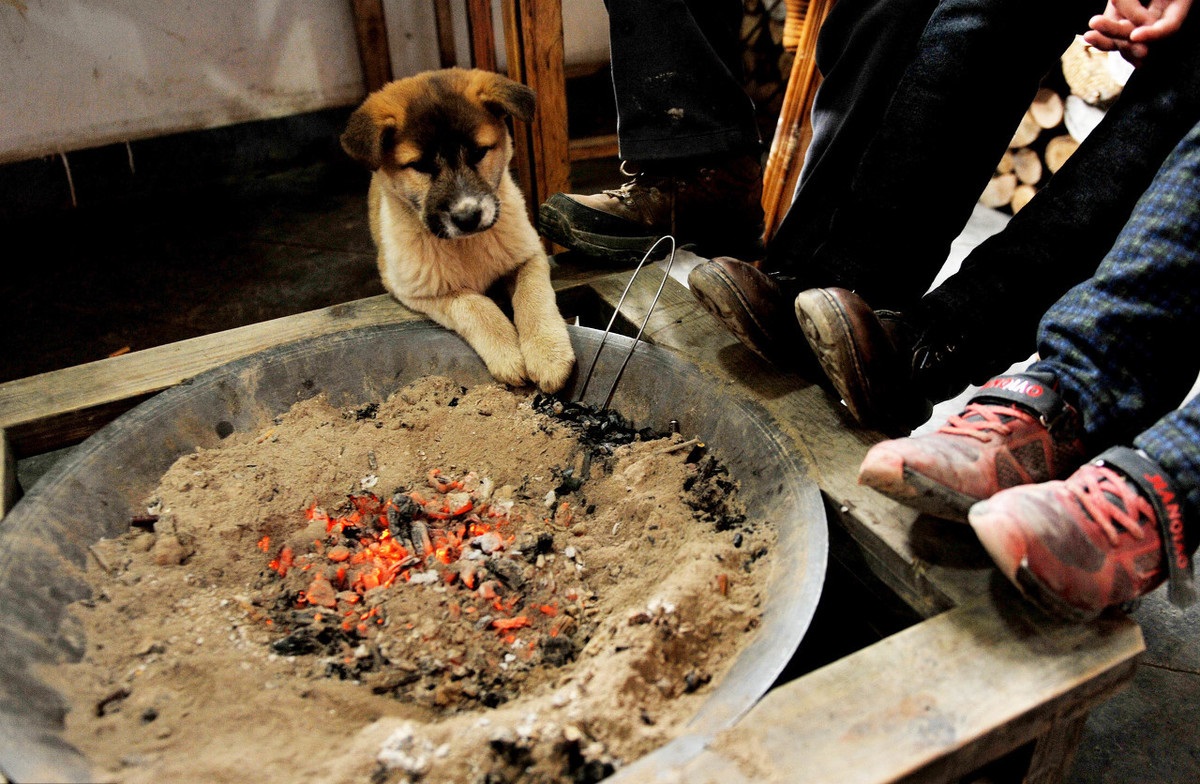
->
[574, 235, 677, 410]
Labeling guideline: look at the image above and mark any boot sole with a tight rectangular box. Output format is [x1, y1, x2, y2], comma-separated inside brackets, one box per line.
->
[538, 202, 662, 264]
[538, 201, 767, 264]
[794, 288, 876, 425]
[687, 263, 779, 364]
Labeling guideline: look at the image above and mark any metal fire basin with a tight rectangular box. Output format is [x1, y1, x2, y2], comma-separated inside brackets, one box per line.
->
[0, 322, 828, 783]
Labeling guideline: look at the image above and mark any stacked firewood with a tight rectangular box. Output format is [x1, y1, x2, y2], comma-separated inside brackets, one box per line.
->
[980, 36, 1131, 214]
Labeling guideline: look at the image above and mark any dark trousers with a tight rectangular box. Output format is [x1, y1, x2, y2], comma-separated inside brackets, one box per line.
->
[603, 0, 761, 162]
[1030, 117, 1200, 528]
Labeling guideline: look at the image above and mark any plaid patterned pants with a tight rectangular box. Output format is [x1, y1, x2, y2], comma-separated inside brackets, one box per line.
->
[1030, 118, 1200, 527]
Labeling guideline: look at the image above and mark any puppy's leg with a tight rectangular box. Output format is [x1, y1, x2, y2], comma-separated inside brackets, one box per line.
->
[510, 252, 575, 393]
[407, 291, 528, 387]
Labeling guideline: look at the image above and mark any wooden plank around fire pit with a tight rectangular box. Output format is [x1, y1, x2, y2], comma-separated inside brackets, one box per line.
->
[642, 590, 1143, 783]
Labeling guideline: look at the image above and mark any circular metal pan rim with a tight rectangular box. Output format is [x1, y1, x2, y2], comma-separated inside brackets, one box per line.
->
[0, 322, 827, 783]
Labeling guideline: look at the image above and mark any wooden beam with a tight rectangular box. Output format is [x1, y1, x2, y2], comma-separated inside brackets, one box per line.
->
[349, 0, 393, 93]
[465, 0, 498, 72]
[569, 133, 620, 162]
[0, 429, 17, 520]
[501, 0, 570, 217]
[432, 0, 458, 68]
[762, 0, 832, 241]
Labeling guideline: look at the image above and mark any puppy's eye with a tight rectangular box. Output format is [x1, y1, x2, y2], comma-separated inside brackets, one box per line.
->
[468, 145, 494, 165]
[403, 157, 437, 176]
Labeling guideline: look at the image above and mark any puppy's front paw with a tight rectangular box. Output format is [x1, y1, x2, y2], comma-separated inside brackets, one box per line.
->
[483, 349, 529, 388]
[522, 325, 576, 394]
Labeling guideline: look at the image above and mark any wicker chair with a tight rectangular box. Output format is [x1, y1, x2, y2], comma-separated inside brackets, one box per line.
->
[762, 0, 836, 241]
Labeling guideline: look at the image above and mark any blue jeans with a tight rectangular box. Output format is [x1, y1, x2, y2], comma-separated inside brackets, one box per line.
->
[1030, 117, 1200, 529]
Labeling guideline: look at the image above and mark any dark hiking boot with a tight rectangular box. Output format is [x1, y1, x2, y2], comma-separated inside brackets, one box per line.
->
[538, 153, 765, 263]
[687, 257, 813, 369]
[970, 446, 1198, 621]
[857, 372, 1087, 522]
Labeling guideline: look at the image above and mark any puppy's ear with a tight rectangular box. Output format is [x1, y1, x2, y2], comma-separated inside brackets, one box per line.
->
[341, 106, 396, 170]
[477, 73, 536, 123]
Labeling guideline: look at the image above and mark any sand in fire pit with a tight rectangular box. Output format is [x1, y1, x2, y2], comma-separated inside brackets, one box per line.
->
[40, 377, 774, 784]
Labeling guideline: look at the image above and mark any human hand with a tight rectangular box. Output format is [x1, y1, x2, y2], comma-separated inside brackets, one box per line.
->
[1084, 0, 1193, 66]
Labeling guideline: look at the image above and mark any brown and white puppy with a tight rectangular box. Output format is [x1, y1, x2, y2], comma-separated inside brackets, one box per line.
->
[340, 67, 574, 393]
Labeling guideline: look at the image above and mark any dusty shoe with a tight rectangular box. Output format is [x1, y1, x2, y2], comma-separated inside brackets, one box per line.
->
[538, 153, 765, 263]
[857, 372, 1087, 522]
[687, 257, 811, 368]
[793, 287, 931, 435]
[969, 446, 1198, 621]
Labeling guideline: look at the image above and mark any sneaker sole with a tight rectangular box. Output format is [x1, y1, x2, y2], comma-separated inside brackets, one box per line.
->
[970, 506, 1099, 622]
[1015, 560, 1097, 622]
[872, 466, 979, 523]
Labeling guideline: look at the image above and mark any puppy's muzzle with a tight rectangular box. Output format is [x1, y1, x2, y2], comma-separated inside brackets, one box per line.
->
[428, 171, 501, 239]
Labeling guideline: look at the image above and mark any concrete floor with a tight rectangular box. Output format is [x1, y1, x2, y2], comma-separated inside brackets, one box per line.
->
[3, 148, 1198, 783]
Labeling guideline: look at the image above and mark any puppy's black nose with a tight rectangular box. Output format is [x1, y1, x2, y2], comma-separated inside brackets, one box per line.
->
[450, 205, 482, 233]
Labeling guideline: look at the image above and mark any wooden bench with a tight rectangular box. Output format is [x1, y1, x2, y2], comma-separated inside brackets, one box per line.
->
[0, 265, 1144, 783]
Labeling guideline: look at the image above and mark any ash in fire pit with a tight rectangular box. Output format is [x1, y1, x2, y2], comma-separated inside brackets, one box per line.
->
[40, 377, 774, 784]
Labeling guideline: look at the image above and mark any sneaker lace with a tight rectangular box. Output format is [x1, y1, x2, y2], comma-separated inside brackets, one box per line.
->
[1065, 463, 1154, 546]
[937, 402, 1032, 442]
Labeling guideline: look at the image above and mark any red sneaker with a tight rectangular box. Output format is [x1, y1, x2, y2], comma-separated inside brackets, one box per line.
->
[969, 447, 1197, 621]
[858, 373, 1086, 522]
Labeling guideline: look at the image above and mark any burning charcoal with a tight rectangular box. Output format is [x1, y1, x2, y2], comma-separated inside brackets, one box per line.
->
[411, 520, 433, 557]
[485, 556, 526, 591]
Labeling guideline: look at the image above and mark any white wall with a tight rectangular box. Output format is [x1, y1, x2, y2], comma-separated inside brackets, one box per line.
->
[0, 0, 610, 166]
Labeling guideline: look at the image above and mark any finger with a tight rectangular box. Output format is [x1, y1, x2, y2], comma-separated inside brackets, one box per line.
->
[1088, 14, 1136, 38]
[1116, 39, 1149, 66]
[1082, 30, 1121, 50]
[1130, 2, 1191, 41]
[1109, 0, 1156, 24]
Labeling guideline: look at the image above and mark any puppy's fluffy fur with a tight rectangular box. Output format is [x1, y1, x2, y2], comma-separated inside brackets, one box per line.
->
[341, 68, 574, 393]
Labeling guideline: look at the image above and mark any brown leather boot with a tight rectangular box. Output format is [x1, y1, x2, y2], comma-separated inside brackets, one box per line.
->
[793, 287, 933, 436]
[538, 153, 765, 263]
[688, 257, 814, 370]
